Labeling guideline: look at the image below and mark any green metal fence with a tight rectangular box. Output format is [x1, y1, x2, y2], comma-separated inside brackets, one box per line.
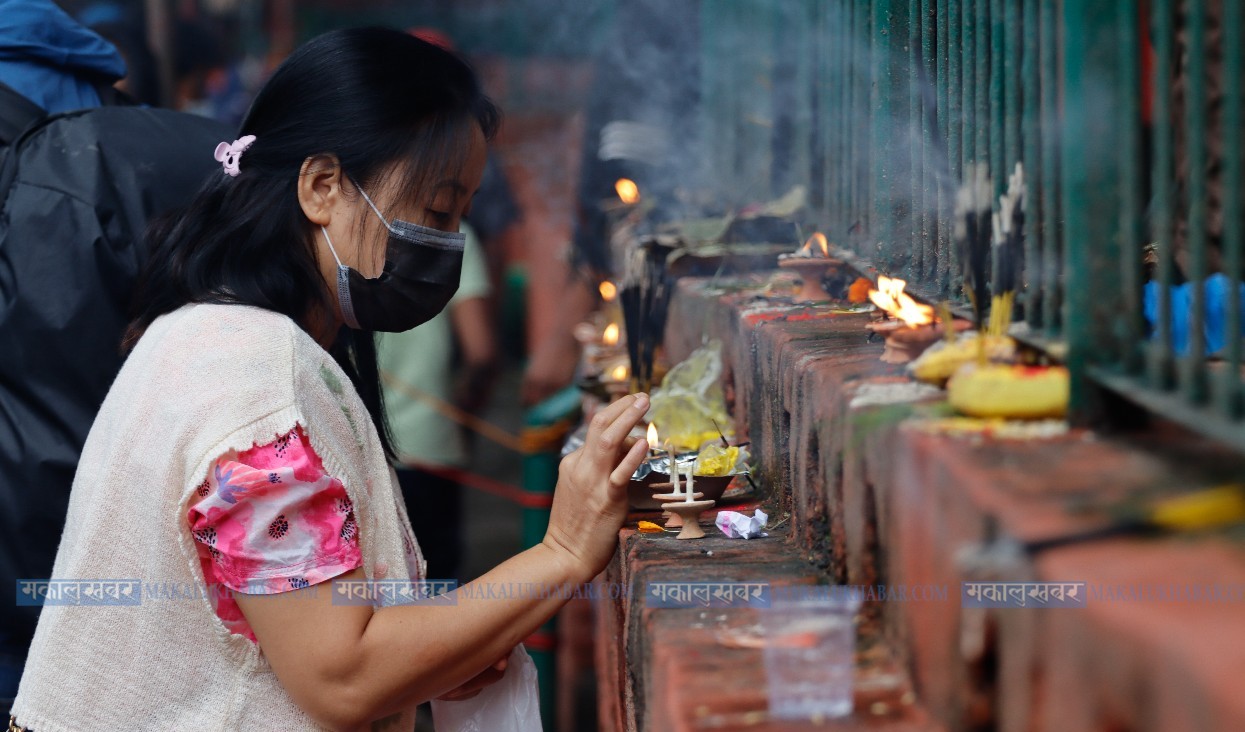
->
[698, 0, 1245, 449]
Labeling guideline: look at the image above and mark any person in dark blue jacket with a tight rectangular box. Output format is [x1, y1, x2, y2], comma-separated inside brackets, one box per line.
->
[0, 0, 126, 115]
[0, 0, 230, 708]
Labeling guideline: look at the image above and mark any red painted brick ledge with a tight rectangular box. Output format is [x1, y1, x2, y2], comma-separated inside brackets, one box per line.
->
[592, 275, 1245, 732]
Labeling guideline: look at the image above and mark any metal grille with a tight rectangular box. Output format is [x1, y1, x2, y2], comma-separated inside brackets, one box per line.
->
[697, 0, 1244, 449]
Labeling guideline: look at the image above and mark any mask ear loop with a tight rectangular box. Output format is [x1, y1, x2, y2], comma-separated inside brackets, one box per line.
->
[320, 226, 346, 267]
[321, 225, 362, 330]
[356, 184, 399, 236]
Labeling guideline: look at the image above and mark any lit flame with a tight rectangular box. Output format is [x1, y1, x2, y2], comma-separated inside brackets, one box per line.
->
[868, 275, 935, 327]
[599, 281, 617, 301]
[603, 323, 620, 346]
[610, 364, 628, 382]
[646, 423, 658, 448]
[796, 232, 830, 257]
[615, 178, 640, 205]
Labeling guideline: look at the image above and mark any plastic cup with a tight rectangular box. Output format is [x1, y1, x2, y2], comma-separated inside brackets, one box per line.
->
[761, 588, 861, 720]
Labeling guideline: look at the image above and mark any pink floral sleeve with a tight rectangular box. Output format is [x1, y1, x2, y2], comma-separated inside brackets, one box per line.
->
[187, 425, 361, 642]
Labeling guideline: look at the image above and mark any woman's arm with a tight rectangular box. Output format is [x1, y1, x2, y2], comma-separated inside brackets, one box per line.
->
[237, 393, 650, 730]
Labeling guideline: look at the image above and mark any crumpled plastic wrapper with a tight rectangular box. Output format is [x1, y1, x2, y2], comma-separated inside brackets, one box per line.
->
[648, 340, 734, 451]
[715, 508, 768, 539]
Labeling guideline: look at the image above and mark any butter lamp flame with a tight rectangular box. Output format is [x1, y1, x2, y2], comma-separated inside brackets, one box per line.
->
[868, 275, 935, 327]
[615, 178, 640, 205]
[796, 232, 830, 257]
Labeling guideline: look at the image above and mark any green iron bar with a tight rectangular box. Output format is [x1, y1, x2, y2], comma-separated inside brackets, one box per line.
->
[910, 0, 925, 281]
[990, 0, 1004, 198]
[947, 0, 962, 293]
[1039, 0, 1061, 336]
[821, 0, 834, 229]
[872, 0, 894, 267]
[937, 0, 953, 293]
[839, 0, 851, 237]
[974, 0, 988, 168]
[1182, 0, 1208, 404]
[962, 0, 975, 177]
[1063, 0, 1129, 415]
[853, 0, 870, 242]
[1148, 0, 1175, 388]
[846, 0, 856, 235]
[1021, 0, 1043, 327]
[989, 0, 1005, 290]
[1221, 0, 1243, 418]
[795, 2, 815, 203]
[904, 0, 920, 278]
[846, 0, 855, 234]
[1117, 0, 1144, 374]
[1003, 0, 1021, 181]
[822, 1, 835, 229]
[920, 0, 938, 287]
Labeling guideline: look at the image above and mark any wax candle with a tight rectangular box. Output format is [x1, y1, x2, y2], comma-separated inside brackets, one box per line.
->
[685, 466, 695, 502]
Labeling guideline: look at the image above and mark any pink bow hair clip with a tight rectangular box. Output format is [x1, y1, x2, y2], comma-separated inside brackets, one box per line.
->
[213, 135, 256, 177]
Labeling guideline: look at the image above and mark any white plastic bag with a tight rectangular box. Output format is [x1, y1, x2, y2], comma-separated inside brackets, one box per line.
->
[430, 645, 543, 732]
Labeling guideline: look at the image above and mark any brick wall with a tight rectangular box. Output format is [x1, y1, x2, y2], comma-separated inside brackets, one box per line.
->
[594, 274, 1245, 731]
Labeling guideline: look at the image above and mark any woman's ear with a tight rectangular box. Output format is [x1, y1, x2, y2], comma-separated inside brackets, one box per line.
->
[297, 154, 343, 227]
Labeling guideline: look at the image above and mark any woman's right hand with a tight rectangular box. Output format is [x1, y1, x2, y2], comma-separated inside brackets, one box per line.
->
[542, 393, 650, 582]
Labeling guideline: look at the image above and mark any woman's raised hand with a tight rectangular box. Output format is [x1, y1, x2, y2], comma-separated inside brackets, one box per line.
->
[542, 393, 650, 582]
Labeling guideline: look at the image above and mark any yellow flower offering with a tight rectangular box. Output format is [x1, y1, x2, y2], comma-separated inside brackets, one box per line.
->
[694, 444, 740, 477]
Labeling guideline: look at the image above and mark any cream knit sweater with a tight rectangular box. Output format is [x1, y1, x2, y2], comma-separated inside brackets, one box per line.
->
[12, 303, 423, 731]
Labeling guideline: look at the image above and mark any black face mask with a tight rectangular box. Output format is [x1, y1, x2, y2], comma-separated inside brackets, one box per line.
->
[321, 186, 465, 333]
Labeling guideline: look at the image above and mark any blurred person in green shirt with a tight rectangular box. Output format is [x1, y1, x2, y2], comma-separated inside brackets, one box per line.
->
[378, 223, 497, 582]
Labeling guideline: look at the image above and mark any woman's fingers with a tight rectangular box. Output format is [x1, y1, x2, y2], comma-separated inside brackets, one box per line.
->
[609, 438, 651, 492]
[584, 394, 646, 448]
[587, 390, 652, 465]
[593, 394, 649, 460]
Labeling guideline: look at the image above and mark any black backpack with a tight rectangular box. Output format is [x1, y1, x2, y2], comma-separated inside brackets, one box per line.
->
[0, 82, 45, 155]
[0, 85, 230, 651]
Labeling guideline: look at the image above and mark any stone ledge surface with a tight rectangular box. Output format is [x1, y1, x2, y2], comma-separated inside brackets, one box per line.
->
[595, 275, 1245, 732]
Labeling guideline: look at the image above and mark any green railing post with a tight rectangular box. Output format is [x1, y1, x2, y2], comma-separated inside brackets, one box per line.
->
[1181, 0, 1210, 404]
[1062, 1, 1131, 418]
[1039, 0, 1061, 336]
[1221, 0, 1244, 418]
[947, 0, 963, 290]
[873, 0, 896, 264]
[1117, 0, 1144, 373]
[1147, 0, 1176, 389]
[1021, 0, 1042, 326]
[689, 0, 1245, 449]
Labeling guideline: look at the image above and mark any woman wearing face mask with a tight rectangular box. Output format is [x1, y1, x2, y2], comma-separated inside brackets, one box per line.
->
[9, 28, 649, 732]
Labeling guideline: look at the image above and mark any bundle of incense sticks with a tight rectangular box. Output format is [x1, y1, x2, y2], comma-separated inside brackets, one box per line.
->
[619, 237, 676, 392]
[955, 163, 993, 329]
[992, 162, 1027, 313]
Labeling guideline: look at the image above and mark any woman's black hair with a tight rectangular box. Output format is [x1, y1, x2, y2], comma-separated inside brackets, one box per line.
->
[125, 27, 499, 460]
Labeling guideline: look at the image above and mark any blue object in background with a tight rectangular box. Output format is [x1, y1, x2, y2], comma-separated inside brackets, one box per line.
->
[0, 0, 125, 114]
[1144, 274, 1245, 356]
